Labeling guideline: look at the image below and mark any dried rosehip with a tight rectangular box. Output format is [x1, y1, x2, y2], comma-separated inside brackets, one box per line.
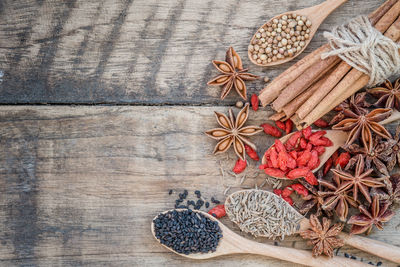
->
[275, 120, 286, 131]
[245, 145, 259, 161]
[297, 150, 312, 166]
[270, 148, 279, 168]
[285, 119, 293, 134]
[302, 126, 312, 140]
[233, 158, 247, 174]
[251, 94, 259, 111]
[300, 138, 307, 149]
[313, 118, 329, 128]
[307, 150, 320, 170]
[261, 123, 282, 137]
[287, 131, 302, 148]
[314, 146, 326, 156]
[335, 152, 350, 168]
[258, 164, 268, 170]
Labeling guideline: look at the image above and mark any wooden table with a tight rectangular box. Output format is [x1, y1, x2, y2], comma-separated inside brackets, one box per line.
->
[0, 0, 399, 266]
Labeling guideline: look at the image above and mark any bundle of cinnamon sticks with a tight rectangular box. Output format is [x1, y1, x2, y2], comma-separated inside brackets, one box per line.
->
[259, 0, 400, 129]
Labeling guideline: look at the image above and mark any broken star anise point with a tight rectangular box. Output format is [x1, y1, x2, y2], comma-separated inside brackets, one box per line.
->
[348, 195, 395, 235]
[299, 214, 344, 257]
[368, 78, 400, 111]
[207, 47, 259, 100]
[205, 103, 262, 160]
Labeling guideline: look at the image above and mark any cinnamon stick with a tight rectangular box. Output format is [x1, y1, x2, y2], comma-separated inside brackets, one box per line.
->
[272, 56, 340, 112]
[257, 0, 397, 108]
[295, 1, 398, 120]
[258, 45, 331, 106]
[299, 12, 400, 128]
[281, 70, 333, 119]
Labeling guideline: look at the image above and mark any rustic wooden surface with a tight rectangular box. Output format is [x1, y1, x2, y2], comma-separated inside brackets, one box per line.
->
[0, 0, 399, 266]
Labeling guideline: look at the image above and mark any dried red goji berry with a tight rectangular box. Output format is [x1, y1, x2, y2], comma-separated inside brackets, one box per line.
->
[291, 183, 309, 197]
[208, 204, 226, 218]
[233, 158, 247, 174]
[245, 145, 259, 161]
[331, 151, 339, 164]
[297, 150, 312, 166]
[273, 189, 282, 196]
[335, 152, 350, 168]
[287, 155, 297, 169]
[307, 150, 320, 170]
[287, 131, 302, 148]
[313, 118, 329, 128]
[251, 94, 259, 111]
[258, 164, 268, 170]
[264, 168, 285, 177]
[287, 167, 309, 179]
[306, 143, 313, 151]
[285, 119, 293, 134]
[305, 171, 318, 185]
[274, 139, 286, 153]
[282, 195, 294, 206]
[278, 151, 288, 171]
[270, 148, 279, 168]
[282, 186, 294, 197]
[261, 123, 282, 137]
[275, 120, 286, 131]
[323, 157, 333, 176]
[300, 137, 307, 149]
[320, 136, 333, 147]
[309, 130, 327, 143]
[302, 126, 312, 140]
[289, 150, 298, 160]
[314, 146, 326, 156]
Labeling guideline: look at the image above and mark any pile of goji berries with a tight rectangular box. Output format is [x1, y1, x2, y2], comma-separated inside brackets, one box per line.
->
[260, 119, 293, 137]
[273, 183, 309, 206]
[259, 126, 333, 186]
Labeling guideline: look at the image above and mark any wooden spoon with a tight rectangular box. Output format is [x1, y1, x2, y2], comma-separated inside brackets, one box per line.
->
[249, 0, 348, 67]
[226, 189, 400, 264]
[261, 110, 400, 179]
[151, 209, 368, 266]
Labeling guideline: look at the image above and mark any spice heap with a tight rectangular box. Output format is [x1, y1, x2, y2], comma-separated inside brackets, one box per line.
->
[260, 127, 332, 185]
[153, 209, 222, 254]
[225, 189, 303, 239]
[249, 14, 312, 65]
[257, 0, 400, 129]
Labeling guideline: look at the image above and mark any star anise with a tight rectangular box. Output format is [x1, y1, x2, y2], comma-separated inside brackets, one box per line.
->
[331, 108, 392, 152]
[370, 173, 400, 205]
[330, 92, 371, 125]
[386, 124, 400, 172]
[344, 136, 393, 176]
[299, 214, 344, 257]
[207, 47, 259, 100]
[332, 155, 385, 203]
[318, 169, 358, 222]
[368, 78, 400, 111]
[298, 177, 332, 217]
[348, 195, 395, 235]
[205, 103, 262, 160]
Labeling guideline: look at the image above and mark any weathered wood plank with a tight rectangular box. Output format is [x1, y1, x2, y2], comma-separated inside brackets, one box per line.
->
[0, 106, 399, 266]
[0, 0, 382, 104]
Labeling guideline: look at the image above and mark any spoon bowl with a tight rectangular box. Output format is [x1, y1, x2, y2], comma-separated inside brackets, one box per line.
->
[249, 0, 347, 67]
[225, 189, 400, 264]
[151, 208, 369, 266]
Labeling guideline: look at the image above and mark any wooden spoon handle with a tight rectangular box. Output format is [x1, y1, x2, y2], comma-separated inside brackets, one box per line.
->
[238, 239, 368, 267]
[306, 0, 348, 25]
[339, 232, 400, 264]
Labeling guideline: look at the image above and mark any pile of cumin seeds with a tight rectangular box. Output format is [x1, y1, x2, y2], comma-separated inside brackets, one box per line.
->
[225, 190, 303, 240]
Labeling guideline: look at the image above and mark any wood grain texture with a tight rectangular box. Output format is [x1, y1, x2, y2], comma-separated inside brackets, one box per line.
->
[0, 0, 382, 104]
[0, 106, 399, 266]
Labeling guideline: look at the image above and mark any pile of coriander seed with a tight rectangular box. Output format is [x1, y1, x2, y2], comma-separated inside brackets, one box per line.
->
[249, 14, 312, 65]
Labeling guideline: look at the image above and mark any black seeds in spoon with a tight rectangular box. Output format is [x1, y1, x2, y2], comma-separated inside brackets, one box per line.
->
[153, 209, 222, 254]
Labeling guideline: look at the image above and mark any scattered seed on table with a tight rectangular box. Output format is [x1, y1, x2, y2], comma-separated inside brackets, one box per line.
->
[168, 189, 173, 195]
[211, 197, 220, 204]
[205, 202, 210, 208]
[376, 262, 382, 266]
